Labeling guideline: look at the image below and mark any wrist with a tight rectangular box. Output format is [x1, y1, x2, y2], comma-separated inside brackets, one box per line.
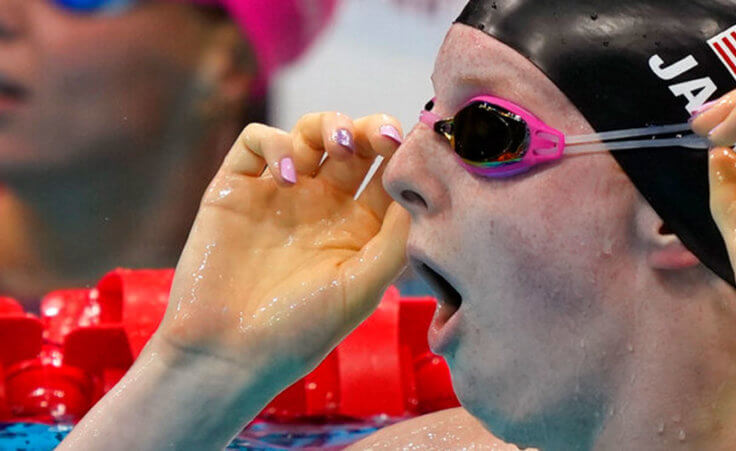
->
[59, 334, 282, 451]
[145, 332, 284, 408]
[152, 321, 312, 389]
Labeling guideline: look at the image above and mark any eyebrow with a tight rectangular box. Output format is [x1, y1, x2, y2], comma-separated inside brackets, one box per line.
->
[437, 61, 499, 93]
[436, 74, 498, 109]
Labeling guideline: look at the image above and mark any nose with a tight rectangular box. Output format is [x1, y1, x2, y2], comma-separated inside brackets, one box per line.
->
[383, 124, 451, 217]
[0, 0, 25, 41]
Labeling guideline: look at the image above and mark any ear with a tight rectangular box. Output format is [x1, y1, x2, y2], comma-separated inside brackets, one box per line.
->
[196, 24, 257, 117]
[634, 199, 700, 271]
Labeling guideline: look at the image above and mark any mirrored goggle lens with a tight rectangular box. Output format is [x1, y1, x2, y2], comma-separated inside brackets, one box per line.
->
[453, 102, 528, 167]
[51, 0, 135, 13]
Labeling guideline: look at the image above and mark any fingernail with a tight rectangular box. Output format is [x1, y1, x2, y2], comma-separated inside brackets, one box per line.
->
[280, 157, 296, 184]
[332, 128, 355, 152]
[380, 124, 403, 144]
[691, 100, 719, 118]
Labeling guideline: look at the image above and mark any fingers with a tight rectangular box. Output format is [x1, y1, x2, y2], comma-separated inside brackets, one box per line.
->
[232, 123, 296, 186]
[708, 147, 736, 271]
[219, 113, 403, 199]
[709, 106, 736, 147]
[293, 112, 403, 212]
[691, 89, 736, 146]
[291, 112, 356, 172]
[320, 114, 403, 213]
[220, 126, 269, 177]
[340, 202, 411, 321]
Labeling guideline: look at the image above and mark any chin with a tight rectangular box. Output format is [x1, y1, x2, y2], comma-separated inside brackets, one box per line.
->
[449, 360, 542, 442]
[461, 398, 546, 451]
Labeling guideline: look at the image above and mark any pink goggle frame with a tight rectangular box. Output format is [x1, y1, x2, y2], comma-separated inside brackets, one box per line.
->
[420, 95, 709, 178]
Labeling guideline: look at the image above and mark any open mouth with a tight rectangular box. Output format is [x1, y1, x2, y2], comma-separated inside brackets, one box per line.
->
[414, 260, 463, 325]
[0, 74, 29, 107]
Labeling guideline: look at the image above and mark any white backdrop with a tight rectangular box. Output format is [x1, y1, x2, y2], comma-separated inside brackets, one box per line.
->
[272, 0, 467, 130]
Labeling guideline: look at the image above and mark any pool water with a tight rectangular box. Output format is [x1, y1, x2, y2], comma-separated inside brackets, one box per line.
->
[0, 418, 400, 450]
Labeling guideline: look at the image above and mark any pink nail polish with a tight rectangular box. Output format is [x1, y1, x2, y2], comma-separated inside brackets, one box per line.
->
[280, 157, 296, 184]
[332, 129, 355, 152]
[380, 124, 403, 144]
[691, 99, 718, 117]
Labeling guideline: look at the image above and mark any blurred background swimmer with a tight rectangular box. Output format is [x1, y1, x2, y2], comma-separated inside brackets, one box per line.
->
[0, 0, 337, 305]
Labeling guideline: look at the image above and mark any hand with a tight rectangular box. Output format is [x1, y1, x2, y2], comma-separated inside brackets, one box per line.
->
[691, 88, 736, 147]
[692, 90, 736, 273]
[152, 112, 409, 384]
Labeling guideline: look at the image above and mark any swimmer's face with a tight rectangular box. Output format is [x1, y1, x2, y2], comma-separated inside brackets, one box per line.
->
[0, 2, 224, 171]
[384, 24, 642, 444]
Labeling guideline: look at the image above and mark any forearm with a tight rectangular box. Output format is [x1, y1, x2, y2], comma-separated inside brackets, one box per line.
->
[57, 336, 280, 451]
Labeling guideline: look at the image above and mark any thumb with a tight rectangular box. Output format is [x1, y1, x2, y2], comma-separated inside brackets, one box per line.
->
[341, 202, 410, 321]
[709, 147, 736, 270]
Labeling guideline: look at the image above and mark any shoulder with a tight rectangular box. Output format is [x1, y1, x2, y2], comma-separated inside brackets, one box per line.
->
[346, 407, 521, 450]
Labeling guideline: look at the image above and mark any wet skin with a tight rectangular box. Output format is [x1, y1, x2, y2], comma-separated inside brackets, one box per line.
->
[692, 89, 736, 273]
[59, 22, 736, 451]
[381, 25, 736, 450]
[347, 407, 523, 450]
[57, 113, 411, 450]
[383, 23, 637, 448]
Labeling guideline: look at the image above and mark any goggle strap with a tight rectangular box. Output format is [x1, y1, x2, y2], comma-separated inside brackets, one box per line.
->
[565, 134, 710, 155]
[566, 122, 693, 144]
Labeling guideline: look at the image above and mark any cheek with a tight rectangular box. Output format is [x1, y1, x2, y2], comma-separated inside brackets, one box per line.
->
[449, 158, 637, 360]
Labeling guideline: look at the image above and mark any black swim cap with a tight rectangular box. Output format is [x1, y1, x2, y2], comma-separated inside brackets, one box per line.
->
[456, 0, 736, 286]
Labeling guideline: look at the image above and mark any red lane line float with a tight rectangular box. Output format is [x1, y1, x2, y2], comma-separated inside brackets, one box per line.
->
[0, 269, 459, 423]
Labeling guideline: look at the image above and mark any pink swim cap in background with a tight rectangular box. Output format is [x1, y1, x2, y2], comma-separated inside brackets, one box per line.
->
[181, 0, 339, 95]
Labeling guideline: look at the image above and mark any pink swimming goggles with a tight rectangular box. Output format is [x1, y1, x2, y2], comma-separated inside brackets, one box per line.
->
[420, 95, 709, 178]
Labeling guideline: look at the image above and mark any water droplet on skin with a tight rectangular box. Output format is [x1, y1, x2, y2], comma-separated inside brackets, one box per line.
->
[591, 13, 599, 20]
[627, 343, 635, 352]
[579, 339, 586, 348]
[218, 188, 232, 199]
[601, 233, 614, 255]
[678, 429, 687, 441]
[657, 420, 665, 434]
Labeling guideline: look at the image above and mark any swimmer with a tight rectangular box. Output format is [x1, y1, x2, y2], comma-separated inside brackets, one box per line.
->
[61, 1, 736, 450]
[348, 87, 736, 450]
[0, 0, 335, 305]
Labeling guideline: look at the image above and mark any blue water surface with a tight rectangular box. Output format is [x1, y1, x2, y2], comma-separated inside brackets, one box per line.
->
[0, 418, 398, 450]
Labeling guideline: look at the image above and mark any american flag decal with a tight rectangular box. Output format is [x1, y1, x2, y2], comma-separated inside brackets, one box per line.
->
[708, 25, 736, 81]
